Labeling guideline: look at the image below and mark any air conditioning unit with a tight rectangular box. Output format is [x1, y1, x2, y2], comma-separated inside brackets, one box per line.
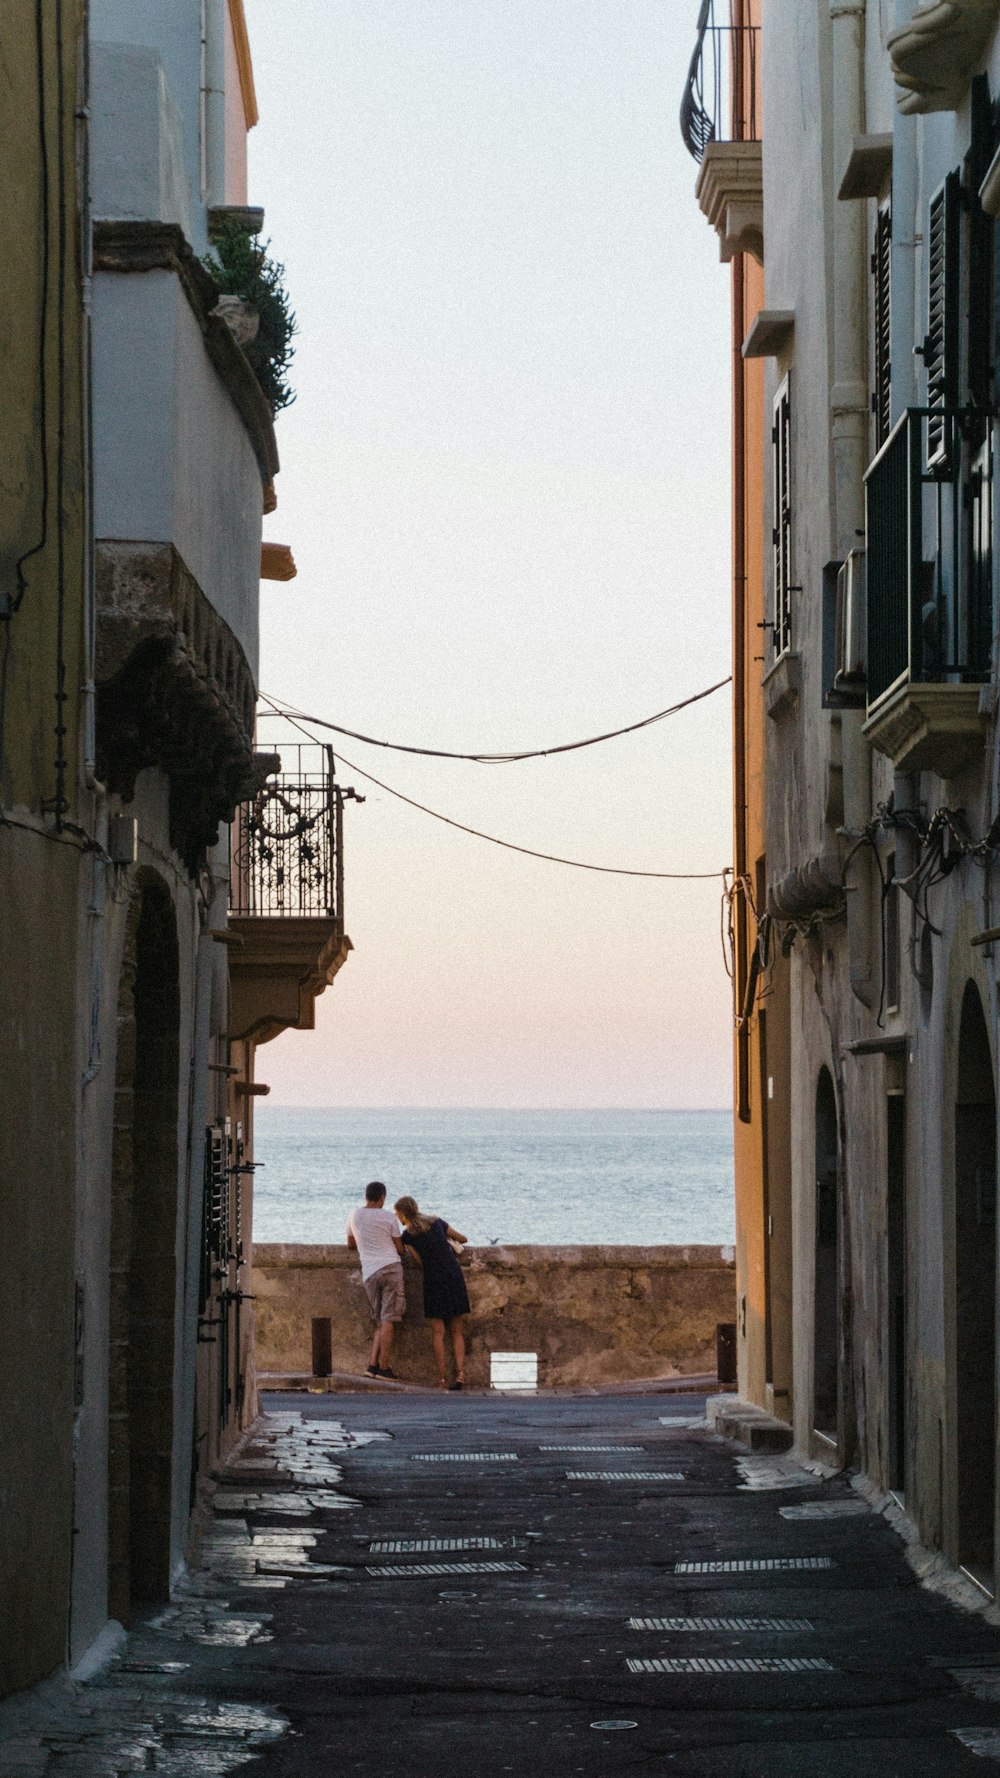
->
[834, 548, 866, 697]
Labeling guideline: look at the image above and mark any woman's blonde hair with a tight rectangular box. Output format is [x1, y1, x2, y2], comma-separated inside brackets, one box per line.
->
[394, 1195, 436, 1235]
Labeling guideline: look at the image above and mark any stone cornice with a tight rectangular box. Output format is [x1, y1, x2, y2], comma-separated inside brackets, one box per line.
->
[92, 218, 279, 483]
[695, 140, 764, 265]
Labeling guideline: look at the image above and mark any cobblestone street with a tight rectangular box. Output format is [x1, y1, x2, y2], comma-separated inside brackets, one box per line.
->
[7, 1391, 1000, 1775]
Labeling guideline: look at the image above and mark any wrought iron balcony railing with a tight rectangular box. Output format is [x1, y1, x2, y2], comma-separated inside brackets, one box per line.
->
[231, 743, 345, 922]
[680, 0, 760, 165]
[865, 408, 992, 709]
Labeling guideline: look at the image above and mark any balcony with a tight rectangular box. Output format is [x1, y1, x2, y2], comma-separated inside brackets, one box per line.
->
[228, 744, 355, 1045]
[864, 408, 991, 777]
[681, 0, 763, 263]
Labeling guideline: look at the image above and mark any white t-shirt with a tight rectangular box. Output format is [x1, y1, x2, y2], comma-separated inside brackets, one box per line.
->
[347, 1206, 402, 1281]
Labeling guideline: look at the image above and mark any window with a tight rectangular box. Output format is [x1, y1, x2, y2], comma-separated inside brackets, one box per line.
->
[924, 172, 961, 469]
[872, 200, 892, 450]
[771, 375, 792, 656]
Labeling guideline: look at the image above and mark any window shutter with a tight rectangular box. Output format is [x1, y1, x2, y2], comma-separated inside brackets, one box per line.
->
[924, 171, 961, 468]
[968, 77, 996, 410]
[872, 201, 892, 450]
[772, 378, 792, 656]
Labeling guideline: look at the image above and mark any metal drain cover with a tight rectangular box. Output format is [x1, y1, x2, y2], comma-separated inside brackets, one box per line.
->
[627, 1656, 834, 1675]
[627, 1617, 814, 1633]
[590, 1720, 637, 1730]
[566, 1471, 684, 1482]
[674, 1557, 834, 1574]
[540, 1445, 646, 1452]
[365, 1560, 527, 1577]
[369, 1538, 504, 1554]
[412, 1453, 518, 1462]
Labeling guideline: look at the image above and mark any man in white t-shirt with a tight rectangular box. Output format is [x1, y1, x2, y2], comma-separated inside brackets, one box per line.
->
[346, 1180, 406, 1378]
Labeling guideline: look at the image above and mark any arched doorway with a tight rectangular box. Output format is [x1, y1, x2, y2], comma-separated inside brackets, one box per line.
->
[108, 872, 180, 1622]
[954, 980, 996, 1588]
[814, 1068, 839, 1437]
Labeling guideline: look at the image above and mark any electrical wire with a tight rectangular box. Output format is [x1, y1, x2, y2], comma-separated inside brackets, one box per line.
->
[266, 703, 725, 879]
[331, 746, 725, 878]
[257, 673, 732, 766]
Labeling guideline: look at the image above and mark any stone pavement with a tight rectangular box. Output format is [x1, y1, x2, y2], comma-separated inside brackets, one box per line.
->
[7, 1390, 1000, 1774]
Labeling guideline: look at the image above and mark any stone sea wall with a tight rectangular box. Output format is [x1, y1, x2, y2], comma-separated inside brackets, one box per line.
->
[252, 1244, 736, 1389]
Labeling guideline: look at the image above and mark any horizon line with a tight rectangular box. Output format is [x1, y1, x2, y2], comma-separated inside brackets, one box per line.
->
[256, 1103, 732, 1114]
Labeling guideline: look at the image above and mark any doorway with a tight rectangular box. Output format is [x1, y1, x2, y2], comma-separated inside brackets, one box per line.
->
[108, 872, 180, 1621]
[954, 980, 996, 1588]
[813, 1068, 839, 1437]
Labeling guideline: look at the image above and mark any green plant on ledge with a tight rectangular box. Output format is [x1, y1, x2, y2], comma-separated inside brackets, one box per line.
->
[205, 222, 297, 415]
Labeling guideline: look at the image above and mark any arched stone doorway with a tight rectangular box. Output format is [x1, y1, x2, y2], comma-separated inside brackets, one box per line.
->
[954, 979, 996, 1588]
[814, 1067, 839, 1437]
[108, 871, 180, 1622]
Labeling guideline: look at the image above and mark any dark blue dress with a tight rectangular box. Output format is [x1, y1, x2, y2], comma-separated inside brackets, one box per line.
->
[402, 1218, 471, 1320]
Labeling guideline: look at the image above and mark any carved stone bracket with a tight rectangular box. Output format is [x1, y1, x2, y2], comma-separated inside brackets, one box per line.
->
[887, 0, 1000, 114]
[96, 541, 258, 871]
[696, 141, 764, 264]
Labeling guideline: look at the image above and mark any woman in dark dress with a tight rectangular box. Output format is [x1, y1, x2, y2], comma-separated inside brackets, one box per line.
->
[394, 1195, 470, 1389]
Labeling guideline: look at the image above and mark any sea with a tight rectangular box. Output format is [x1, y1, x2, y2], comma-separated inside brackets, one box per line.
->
[251, 1107, 735, 1249]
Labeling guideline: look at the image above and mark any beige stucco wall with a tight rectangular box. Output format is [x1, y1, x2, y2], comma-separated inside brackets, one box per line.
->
[253, 1244, 736, 1389]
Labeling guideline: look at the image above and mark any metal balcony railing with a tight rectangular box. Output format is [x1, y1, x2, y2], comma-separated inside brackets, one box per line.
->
[680, 0, 760, 165]
[231, 743, 344, 921]
[864, 407, 992, 707]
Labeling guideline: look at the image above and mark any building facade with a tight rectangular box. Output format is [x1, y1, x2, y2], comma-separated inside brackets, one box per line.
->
[688, 0, 1000, 1596]
[1, 0, 352, 1695]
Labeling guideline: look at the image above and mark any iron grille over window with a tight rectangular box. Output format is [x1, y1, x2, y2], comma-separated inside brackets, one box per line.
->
[872, 200, 892, 451]
[231, 744, 343, 922]
[680, 0, 760, 164]
[772, 376, 792, 657]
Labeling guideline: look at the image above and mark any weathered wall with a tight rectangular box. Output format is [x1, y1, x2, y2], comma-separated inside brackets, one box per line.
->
[253, 1245, 736, 1389]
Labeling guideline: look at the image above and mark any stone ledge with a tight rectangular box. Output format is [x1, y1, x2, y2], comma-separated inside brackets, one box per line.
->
[695, 139, 763, 264]
[707, 1394, 794, 1451]
[863, 680, 987, 776]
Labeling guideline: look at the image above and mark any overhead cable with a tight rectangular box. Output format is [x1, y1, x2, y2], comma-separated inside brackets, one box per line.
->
[310, 741, 725, 880]
[257, 673, 732, 765]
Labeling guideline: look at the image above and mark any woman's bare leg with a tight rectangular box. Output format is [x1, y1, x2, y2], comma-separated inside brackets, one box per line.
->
[428, 1319, 447, 1385]
[450, 1316, 466, 1382]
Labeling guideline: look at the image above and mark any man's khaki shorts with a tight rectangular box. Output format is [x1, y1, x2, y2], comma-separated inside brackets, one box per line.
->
[364, 1262, 406, 1324]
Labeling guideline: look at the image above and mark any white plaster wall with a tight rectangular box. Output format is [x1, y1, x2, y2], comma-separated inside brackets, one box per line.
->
[91, 272, 261, 678]
[90, 41, 192, 237]
[89, 0, 209, 253]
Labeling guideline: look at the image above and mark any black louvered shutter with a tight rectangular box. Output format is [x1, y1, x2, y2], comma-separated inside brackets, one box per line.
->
[968, 77, 996, 410]
[925, 172, 961, 468]
[771, 378, 792, 656]
[872, 200, 892, 450]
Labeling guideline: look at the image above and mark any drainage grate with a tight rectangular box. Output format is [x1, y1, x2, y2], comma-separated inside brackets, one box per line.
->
[674, 1557, 834, 1574]
[566, 1471, 684, 1482]
[540, 1445, 646, 1453]
[365, 1560, 527, 1577]
[627, 1617, 815, 1633]
[412, 1453, 518, 1462]
[627, 1656, 834, 1675]
[369, 1538, 503, 1555]
[778, 1500, 871, 1520]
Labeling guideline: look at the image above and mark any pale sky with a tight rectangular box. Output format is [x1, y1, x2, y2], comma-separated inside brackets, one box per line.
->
[243, 0, 734, 1108]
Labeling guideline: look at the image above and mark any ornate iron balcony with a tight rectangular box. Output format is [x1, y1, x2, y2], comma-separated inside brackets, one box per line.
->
[231, 743, 344, 922]
[680, 0, 760, 165]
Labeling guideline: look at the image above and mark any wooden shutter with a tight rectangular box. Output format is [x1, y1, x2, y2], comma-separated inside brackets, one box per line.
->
[771, 377, 792, 656]
[968, 76, 996, 411]
[924, 172, 961, 468]
[872, 201, 892, 450]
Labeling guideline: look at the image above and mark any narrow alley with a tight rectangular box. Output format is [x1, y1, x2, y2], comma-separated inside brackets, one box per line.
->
[6, 1390, 1000, 1776]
